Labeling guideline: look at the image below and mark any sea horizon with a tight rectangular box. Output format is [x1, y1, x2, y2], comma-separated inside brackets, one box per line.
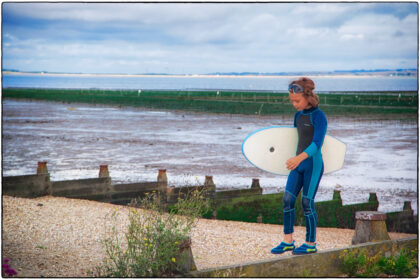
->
[3, 70, 417, 92]
[2, 68, 417, 80]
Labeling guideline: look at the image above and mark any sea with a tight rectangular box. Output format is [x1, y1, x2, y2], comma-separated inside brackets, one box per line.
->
[2, 72, 418, 92]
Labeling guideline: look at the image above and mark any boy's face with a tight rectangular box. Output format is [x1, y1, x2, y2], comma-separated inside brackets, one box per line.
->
[289, 93, 310, 111]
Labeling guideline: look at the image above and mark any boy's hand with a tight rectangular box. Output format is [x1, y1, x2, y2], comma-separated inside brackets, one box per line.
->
[286, 153, 309, 170]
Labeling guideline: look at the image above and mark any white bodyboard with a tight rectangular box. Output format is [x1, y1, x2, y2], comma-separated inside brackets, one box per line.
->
[242, 126, 346, 175]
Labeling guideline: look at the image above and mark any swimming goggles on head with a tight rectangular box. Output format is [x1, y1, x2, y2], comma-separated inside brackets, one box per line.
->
[288, 83, 303, 94]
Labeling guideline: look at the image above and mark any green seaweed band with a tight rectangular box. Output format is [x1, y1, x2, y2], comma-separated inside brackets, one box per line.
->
[2, 88, 417, 116]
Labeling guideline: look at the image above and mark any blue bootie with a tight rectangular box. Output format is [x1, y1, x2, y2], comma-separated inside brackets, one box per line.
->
[271, 241, 295, 254]
[292, 243, 317, 255]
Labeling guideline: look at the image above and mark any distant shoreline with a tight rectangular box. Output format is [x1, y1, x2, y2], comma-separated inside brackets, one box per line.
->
[3, 71, 414, 79]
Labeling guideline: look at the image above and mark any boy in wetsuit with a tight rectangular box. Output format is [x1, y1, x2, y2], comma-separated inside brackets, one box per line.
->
[271, 77, 327, 255]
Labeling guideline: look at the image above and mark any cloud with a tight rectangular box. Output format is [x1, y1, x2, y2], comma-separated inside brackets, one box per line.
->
[336, 13, 417, 57]
[2, 2, 418, 74]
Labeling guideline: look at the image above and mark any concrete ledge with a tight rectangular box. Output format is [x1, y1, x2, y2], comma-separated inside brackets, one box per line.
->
[188, 237, 418, 277]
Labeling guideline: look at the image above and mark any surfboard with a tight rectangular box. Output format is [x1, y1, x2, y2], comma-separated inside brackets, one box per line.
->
[242, 126, 346, 175]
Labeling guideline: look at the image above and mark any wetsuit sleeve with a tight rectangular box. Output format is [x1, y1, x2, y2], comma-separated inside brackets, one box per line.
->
[304, 111, 327, 157]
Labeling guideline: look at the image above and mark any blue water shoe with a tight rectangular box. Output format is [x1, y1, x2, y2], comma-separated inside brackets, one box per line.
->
[292, 243, 317, 255]
[271, 241, 295, 254]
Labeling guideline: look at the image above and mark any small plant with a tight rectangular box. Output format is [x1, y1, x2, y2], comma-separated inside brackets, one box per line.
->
[2, 259, 18, 278]
[339, 249, 367, 277]
[339, 248, 418, 277]
[376, 248, 418, 277]
[96, 188, 211, 277]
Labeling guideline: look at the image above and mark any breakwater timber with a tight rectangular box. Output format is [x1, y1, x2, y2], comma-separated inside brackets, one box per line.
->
[3, 161, 417, 233]
[2, 88, 418, 117]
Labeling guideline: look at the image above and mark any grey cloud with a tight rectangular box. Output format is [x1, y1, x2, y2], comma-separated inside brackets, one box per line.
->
[2, 2, 418, 74]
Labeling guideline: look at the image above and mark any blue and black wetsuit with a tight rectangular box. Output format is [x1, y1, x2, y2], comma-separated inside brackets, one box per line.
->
[283, 106, 327, 243]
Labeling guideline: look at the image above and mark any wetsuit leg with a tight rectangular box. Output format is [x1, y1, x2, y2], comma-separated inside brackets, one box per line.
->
[283, 169, 303, 235]
[301, 156, 324, 243]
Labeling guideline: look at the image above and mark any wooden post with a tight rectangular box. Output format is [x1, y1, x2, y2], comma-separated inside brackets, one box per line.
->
[99, 165, 110, 178]
[37, 161, 48, 174]
[403, 201, 413, 211]
[369, 192, 378, 202]
[352, 211, 390, 245]
[333, 190, 342, 201]
[204, 175, 216, 200]
[251, 178, 260, 189]
[157, 169, 168, 191]
[204, 175, 215, 188]
[204, 176, 217, 218]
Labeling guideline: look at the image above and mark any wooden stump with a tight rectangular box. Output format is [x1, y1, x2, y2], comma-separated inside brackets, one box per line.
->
[352, 211, 390, 245]
[178, 238, 196, 272]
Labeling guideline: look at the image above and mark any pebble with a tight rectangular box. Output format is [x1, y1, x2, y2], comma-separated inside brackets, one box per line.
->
[2, 195, 415, 277]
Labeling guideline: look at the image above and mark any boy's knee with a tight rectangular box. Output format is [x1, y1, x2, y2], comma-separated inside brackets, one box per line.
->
[301, 196, 314, 215]
[283, 192, 296, 211]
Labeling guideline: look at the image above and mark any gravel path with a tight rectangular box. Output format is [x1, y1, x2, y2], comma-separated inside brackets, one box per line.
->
[2, 195, 415, 277]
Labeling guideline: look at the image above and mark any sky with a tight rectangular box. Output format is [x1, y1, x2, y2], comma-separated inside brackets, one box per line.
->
[1, 2, 418, 74]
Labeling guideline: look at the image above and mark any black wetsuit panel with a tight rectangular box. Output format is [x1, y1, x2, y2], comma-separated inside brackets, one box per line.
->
[296, 114, 314, 155]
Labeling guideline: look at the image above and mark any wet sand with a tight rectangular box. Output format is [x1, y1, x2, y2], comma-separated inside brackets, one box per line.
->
[2, 99, 417, 214]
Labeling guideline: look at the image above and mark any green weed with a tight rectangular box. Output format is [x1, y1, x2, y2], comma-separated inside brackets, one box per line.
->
[376, 248, 418, 277]
[95, 189, 211, 277]
[339, 247, 418, 277]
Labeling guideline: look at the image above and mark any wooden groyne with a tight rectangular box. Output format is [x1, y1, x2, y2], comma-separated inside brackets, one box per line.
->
[2, 161, 417, 233]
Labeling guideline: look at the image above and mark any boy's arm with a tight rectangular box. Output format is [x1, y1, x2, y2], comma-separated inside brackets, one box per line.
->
[303, 112, 327, 157]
